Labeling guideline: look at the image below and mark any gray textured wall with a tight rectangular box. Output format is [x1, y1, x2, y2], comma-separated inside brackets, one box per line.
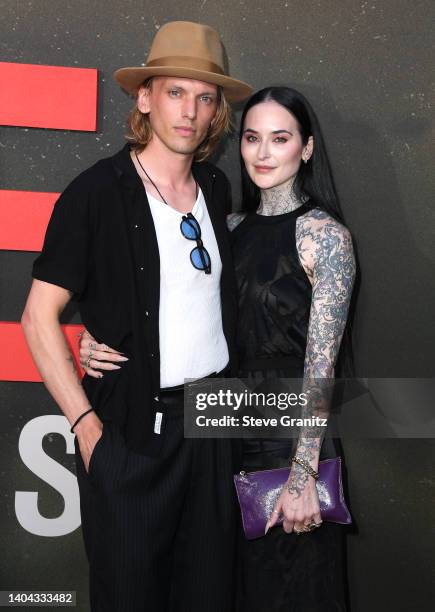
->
[1, 1, 434, 611]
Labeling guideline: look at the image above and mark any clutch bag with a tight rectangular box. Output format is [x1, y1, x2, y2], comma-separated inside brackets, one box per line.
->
[234, 456, 352, 540]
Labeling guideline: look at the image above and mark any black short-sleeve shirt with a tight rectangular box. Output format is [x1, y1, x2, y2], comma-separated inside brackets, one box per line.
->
[32, 144, 238, 455]
[32, 176, 91, 299]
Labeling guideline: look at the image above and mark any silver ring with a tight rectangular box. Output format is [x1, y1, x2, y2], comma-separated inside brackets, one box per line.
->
[89, 342, 96, 350]
[86, 354, 92, 369]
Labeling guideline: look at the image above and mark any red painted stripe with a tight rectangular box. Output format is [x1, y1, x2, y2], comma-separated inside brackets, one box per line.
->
[0, 322, 85, 382]
[0, 62, 97, 131]
[0, 190, 59, 251]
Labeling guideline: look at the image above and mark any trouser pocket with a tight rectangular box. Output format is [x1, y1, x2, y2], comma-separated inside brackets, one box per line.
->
[88, 423, 106, 480]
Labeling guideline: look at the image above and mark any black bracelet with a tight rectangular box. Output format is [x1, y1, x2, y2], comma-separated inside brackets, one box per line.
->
[70, 407, 94, 434]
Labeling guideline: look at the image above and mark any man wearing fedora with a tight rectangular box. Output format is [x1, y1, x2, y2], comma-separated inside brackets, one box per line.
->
[22, 21, 252, 612]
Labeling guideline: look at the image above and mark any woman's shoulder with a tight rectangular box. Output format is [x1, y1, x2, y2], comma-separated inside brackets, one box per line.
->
[226, 212, 247, 232]
[296, 206, 355, 274]
[297, 206, 352, 242]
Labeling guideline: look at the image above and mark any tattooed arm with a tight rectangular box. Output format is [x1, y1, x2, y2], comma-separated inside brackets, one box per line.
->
[267, 209, 355, 534]
[21, 279, 103, 471]
[295, 209, 355, 473]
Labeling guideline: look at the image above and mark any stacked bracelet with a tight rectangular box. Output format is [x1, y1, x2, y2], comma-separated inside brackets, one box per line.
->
[291, 456, 319, 480]
[70, 407, 94, 434]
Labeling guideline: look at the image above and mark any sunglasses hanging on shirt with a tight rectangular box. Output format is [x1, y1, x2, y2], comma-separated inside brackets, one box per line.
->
[135, 151, 211, 274]
[179, 213, 211, 274]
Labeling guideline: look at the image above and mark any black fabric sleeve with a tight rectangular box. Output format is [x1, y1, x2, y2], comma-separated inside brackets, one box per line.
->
[211, 164, 232, 216]
[32, 176, 91, 301]
[223, 174, 233, 216]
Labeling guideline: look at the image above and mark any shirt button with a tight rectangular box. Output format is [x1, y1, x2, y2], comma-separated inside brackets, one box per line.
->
[145, 310, 149, 317]
[133, 224, 140, 229]
[154, 396, 160, 402]
[140, 266, 144, 271]
[150, 352, 155, 358]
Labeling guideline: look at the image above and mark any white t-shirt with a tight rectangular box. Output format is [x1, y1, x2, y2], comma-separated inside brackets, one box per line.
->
[147, 188, 229, 388]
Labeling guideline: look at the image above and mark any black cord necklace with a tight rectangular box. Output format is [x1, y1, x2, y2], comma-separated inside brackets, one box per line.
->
[134, 151, 198, 207]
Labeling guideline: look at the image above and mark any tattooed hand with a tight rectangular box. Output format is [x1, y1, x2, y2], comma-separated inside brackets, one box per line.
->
[266, 462, 321, 534]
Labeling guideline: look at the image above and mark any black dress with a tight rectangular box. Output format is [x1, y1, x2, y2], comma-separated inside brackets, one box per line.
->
[231, 203, 347, 612]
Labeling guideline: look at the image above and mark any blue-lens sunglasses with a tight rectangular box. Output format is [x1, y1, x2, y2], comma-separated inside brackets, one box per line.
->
[180, 213, 211, 274]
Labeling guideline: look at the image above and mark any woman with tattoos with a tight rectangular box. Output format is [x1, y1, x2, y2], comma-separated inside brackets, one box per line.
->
[229, 87, 355, 611]
[79, 86, 355, 611]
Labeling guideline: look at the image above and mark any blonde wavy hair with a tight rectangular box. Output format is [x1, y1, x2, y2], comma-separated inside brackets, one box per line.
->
[126, 78, 232, 162]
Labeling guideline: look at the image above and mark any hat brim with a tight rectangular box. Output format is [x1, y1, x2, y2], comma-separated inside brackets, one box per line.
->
[114, 66, 253, 103]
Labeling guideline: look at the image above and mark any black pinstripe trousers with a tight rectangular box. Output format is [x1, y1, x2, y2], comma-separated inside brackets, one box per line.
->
[74, 403, 237, 612]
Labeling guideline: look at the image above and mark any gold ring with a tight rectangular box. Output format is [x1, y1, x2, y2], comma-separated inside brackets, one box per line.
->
[299, 525, 313, 533]
[294, 528, 307, 535]
[273, 510, 280, 515]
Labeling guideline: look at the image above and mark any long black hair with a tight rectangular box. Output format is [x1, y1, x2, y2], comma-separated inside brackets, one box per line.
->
[239, 86, 355, 376]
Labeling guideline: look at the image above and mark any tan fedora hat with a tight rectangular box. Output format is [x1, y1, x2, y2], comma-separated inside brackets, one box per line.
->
[114, 21, 253, 103]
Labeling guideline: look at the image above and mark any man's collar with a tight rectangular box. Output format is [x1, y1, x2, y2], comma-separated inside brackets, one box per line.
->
[111, 143, 142, 185]
[112, 143, 216, 196]
[192, 162, 215, 203]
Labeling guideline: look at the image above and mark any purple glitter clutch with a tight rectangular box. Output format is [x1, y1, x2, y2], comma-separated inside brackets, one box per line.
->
[234, 456, 352, 539]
